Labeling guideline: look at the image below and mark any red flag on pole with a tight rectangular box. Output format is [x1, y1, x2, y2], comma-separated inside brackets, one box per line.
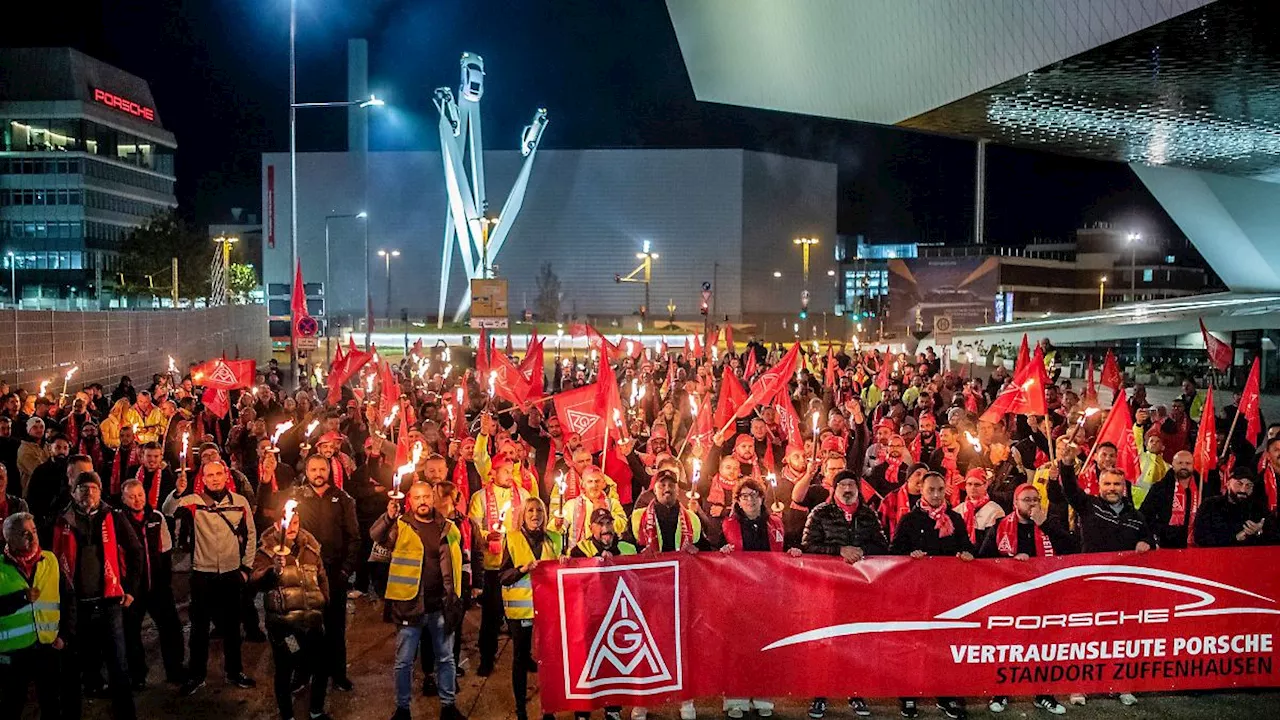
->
[979, 346, 1047, 422]
[491, 349, 536, 406]
[687, 394, 715, 456]
[823, 345, 837, 389]
[874, 354, 892, 391]
[1083, 356, 1098, 404]
[1240, 356, 1263, 446]
[714, 371, 748, 429]
[1014, 334, 1030, 377]
[724, 324, 734, 353]
[773, 398, 803, 450]
[742, 348, 759, 380]
[201, 387, 231, 419]
[1199, 318, 1233, 372]
[476, 327, 490, 380]
[1099, 349, 1122, 393]
[595, 351, 625, 437]
[554, 384, 608, 454]
[1093, 392, 1139, 481]
[730, 343, 800, 430]
[1193, 386, 1217, 476]
[518, 335, 544, 387]
[191, 358, 256, 390]
[290, 261, 310, 329]
[505, 330, 514, 357]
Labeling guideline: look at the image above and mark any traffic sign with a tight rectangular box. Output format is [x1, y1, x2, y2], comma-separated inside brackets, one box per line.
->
[701, 282, 712, 292]
[295, 315, 319, 337]
[933, 314, 953, 345]
[295, 336, 318, 351]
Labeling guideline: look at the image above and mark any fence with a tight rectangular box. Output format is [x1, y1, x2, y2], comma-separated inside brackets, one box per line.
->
[0, 305, 269, 390]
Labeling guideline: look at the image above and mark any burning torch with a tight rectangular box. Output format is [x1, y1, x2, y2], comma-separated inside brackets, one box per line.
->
[274, 499, 299, 556]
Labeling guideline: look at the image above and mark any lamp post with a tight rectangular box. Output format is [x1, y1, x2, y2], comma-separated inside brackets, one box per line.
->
[324, 211, 366, 352]
[1099, 275, 1108, 310]
[793, 236, 819, 287]
[1126, 232, 1141, 302]
[213, 234, 239, 305]
[377, 249, 400, 325]
[287, 0, 386, 386]
[6, 251, 14, 305]
[635, 240, 658, 321]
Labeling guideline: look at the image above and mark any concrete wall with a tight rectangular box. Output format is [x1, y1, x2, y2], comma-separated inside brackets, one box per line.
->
[0, 305, 269, 390]
[262, 148, 834, 322]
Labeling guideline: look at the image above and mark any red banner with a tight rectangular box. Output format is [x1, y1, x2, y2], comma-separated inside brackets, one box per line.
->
[534, 548, 1280, 711]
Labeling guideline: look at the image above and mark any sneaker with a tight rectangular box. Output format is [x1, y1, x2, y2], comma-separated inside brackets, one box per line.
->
[899, 699, 919, 719]
[988, 697, 1007, 714]
[1117, 693, 1137, 706]
[726, 707, 744, 719]
[1034, 697, 1066, 715]
[849, 698, 871, 717]
[936, 699, 966, 720]
[807, 699, 827, 719]
[180, 678, 206, 697]
[390, 709, 412, 720]
[332, 676, 354, 692]
[630, 709, 647, 720]
[756, 708, 773, 718]
[1068, 694, 1087, 707]
[228, 672, 257, 689]
[422, 675, 438, 697]
[680, 702, 697, 720]
[605, 711, 623, 720]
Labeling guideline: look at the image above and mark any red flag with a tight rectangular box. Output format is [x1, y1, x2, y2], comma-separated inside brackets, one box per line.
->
[874, 354, 891, 391]
[1083, 356, 1098, 404]
[476, 328, 490, 380]
[714, 371, 748, 429]
[1093, 392, 1139, 481]
[1193, 386, 1218, 476]
[378, 359, 399, 420]
[490, 349, 535, 406]
[824, 345, 837, 389]
[705, 327, 720, 359]
[773, 398, 803, 450]
[505, 330, 514, 357]
[978, 346, 1047, 422]
[290, 261, 311, 330]
[687, 394, 715, 456]
[201, 387, 231, 419]
[554, 384, 608, 454]
[450, 382, 470, 439]
[191, 358, 256, 390]
[595, 352, 625, 438]
[571, 324, 620, 360]
[1240, 356, 1263, 445]
[1099, 349, 1122, 393]
[1014, 334, 1030, 377]
[732, 344, 800, 427]
[742, 348, 759, 380]
[393, 413, 413, 469]
[1200, 318, 1233, 372]
[518, 335, 544, 386]
[409, 338, 423, 358]
[690, 333, 703, 361]
[724, 324, 734, 353]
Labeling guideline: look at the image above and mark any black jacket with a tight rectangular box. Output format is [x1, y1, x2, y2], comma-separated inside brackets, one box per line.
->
[977, 516, 1070, 558]
[1193, 494, 1266, 548]
[291, 483, 361, 578]
[1059, 462, 1157, 553]
[801, 500, 889, 556]
[1143, 470, 1217, 550]
[120, 506, 174, 594]
[370, 511, 457, 625]
[889, 506, 975, 557]
[26, 457, 70, 534]
[55, 504, 145, 601]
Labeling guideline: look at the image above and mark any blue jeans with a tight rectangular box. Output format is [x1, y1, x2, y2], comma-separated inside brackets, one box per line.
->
[395, 610, 456, 709]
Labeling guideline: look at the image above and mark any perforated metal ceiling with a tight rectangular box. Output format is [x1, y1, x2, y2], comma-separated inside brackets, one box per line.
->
[899, 0, 1280, 182]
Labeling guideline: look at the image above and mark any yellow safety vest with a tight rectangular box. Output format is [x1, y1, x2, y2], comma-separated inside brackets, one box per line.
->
[573, 538, 636, 558]
[385, 519, 463, 602]
[501, 530, 561, 620]
[0, 551, 60, 652]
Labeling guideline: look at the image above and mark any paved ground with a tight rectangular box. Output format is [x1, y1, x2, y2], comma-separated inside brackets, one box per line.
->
[39, 589, 1280, 720]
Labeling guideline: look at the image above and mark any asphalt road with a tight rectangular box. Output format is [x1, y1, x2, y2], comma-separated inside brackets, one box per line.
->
[30, 587, 1277, 720]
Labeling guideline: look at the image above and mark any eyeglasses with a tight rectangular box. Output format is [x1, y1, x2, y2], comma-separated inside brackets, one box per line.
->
[736, 491, 762, 500]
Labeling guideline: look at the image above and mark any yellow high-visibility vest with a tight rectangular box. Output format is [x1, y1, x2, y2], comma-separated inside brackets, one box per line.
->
[501, 530, 561, 620]
[573, 538, 636, 558]
[0, 551, 60, 652]
[385, 519, 462, 602]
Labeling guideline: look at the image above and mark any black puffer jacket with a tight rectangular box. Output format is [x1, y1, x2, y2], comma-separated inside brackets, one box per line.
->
[801, 500, 890, 556]
[251, 526, 329, 632]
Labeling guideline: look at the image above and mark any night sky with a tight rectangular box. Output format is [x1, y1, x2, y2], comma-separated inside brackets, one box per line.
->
[2, 0, 1187, 249]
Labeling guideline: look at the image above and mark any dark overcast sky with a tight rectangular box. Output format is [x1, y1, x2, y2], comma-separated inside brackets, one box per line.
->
[2, 0, 1186, 248]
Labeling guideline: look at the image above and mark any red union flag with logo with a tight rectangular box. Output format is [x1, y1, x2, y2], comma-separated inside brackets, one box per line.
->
[534, 549, 1280, 711]
[553, 383, 607, 454]
[191, 357, 255, 390]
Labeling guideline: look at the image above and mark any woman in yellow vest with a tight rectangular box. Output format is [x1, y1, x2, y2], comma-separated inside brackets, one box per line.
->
[499, 496, 562, 720]
[0, 512, 70, 718]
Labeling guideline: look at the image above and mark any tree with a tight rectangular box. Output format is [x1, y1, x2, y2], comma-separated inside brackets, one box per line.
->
[534, 262, 561, 322]
[117, 210, 214, 300]
[228, 263, 258, 302]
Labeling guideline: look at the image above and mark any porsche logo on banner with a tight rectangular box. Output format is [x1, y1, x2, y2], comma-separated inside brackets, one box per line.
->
[534, 548, 1280, 711]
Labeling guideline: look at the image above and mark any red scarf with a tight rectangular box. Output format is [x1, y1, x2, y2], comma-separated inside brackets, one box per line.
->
[960, 497, 987, 543]
[483, 482, 523, 556]
[722, 512, 783, 552]
[570, 494, 608, 546]
[329, 454, 347, 490]
[3, 543, 41, 578]
[1169, 478, 1201, 531]
[882, 456, 902, 486]
[639, 500, 694, 551]
[64, 413, 83, 447]
[941, 448, 963, 505]
[77, 437, 104, 470]
[53, 510, 124, 598]
[705, 474, 739, 516]
[451, 459, 471, 505]
[110, 446, 133, 496]
[994, 513, 1054, 557]
[452, 511, 473, 554]
[924, 501, 955, 538]
[1263, 465, 1278, 513]
[834, 495, 859, 521]
[137, 466, 165, 509]
[909, 435, 922, 462]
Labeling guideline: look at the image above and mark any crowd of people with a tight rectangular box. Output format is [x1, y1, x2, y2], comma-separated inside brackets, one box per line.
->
[0, 333, 1277, 720]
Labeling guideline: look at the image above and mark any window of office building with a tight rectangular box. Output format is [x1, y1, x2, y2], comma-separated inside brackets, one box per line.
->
[4, 118, 174, 176]
[844, 269, 888, 307]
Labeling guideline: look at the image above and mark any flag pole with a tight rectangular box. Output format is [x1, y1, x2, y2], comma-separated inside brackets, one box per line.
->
[1219, 405, 1243, 465]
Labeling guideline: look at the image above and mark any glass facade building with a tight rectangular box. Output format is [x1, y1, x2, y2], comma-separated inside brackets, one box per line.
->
[0, 48, 177, 304]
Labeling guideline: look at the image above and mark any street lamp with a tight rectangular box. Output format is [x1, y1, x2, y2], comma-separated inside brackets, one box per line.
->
[1126, 232, 1142, 301]
[288, 0, 386, 385]
[5, 251, 14, 305]
[213, 234, 239, 305]
[324, 212, 368, 350]
[1099, 275, 1108, 310]
[377, 249, 400, 324]
[793, 237, 820, 286]
[615, 240, 658, 321]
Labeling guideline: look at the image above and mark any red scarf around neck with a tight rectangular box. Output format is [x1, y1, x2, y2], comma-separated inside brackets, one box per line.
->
[640, 500, 694, 551]
[53, 510, 124, 598]
[924, 501, 955, 538]
[881, 485, 915, 537]
[994, 513, 1054, 557]
[137, 466, 165, 508]
[1169, 478, 1201, 530]
[705, 474, 739, 515]
[960, 497, 987, 543]
[4, 543, 41, 578]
